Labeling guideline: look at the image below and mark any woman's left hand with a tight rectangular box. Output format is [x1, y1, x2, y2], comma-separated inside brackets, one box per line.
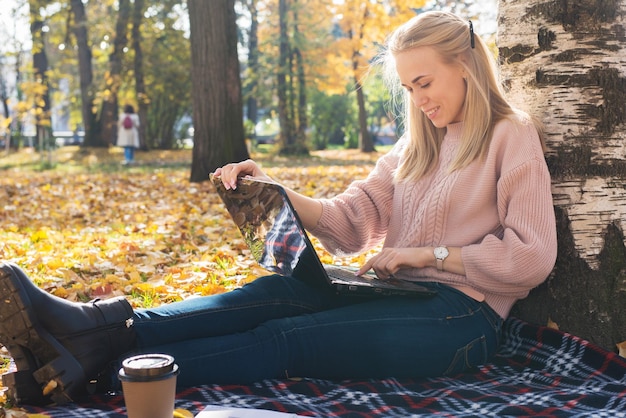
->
[212, 159, 272, 190]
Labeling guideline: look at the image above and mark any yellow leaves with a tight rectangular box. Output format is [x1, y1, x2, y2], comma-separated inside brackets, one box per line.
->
[1, 409, 52, 418]
[44, 257, 65, 270]
[546, 318, 559, 330]
[0, 147, 380, 309]
[29, 229, 48, 244]
[173, 409, 194, 418]
[41, 380, 58, 397]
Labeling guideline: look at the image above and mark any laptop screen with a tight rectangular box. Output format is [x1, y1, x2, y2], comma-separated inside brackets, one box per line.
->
[210, 175, 308, 276]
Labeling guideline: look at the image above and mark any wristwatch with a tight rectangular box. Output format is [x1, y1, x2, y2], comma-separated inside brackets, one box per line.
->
[434, 246, 449, 272]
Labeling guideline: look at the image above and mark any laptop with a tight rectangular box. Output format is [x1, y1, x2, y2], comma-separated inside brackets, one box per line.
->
[210, 174, 437, 298]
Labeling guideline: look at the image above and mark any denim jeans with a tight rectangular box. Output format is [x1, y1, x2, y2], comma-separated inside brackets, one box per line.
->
[124, 146, 134, 162]
[132, 274, 503, 388]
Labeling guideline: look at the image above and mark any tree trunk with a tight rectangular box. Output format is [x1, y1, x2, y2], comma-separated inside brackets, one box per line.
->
[293, 0, 307, 144]
[350, 5, 375, 153]
[354, 77, 375, 152]
[188, 0, 248, 182]
[498, 0, 626, 351]
[29, 0, 52, 151]
[245, 0, 259, 128]
[70, 0, 101, 146]
[277, 0, 300, 155]
[101, 0, 132, 146]
[132, 0, 148, 150]
[277, 0, 309, 155]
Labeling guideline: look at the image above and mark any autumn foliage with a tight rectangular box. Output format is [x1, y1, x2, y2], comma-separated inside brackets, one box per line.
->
[0, 146, 382, 309]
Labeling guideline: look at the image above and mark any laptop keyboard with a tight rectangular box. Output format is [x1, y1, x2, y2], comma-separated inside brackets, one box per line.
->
[324, 265, 375, 283]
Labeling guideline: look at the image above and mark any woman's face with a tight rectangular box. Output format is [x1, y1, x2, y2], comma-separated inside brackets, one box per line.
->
[395, 46, 467, 128]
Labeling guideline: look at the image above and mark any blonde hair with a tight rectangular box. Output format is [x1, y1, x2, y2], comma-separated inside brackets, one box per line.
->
[381, 11, 536, 182]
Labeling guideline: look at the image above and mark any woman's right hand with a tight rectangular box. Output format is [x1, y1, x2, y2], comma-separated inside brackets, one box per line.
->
[212, 159, 272, 190]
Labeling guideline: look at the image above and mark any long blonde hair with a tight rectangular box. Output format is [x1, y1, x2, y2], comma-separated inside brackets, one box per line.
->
[382, 12, 530, 182]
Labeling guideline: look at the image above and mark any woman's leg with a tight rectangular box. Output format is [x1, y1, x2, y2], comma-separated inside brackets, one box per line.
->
[0, 263, 136, 405]
[124, 146, 133, 162]
[132, 274, 341, 348]
[140, 283, 503, 387]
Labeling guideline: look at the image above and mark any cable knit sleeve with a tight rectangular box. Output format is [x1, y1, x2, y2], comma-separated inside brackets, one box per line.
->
[461, 120, 557, 296]
[309, 140, 405, 255]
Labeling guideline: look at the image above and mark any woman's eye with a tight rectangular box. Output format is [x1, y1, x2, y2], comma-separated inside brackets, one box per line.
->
[420, 82, 431, 89]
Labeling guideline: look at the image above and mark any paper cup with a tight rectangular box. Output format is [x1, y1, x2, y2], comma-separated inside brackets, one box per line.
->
[118, 354, 179, 418]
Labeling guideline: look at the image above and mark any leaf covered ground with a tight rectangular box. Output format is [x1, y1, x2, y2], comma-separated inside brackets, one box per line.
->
[0, 146, 383, 308]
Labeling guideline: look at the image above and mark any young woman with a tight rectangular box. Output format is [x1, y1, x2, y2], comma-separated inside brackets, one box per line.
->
[0, 11, 557, 406]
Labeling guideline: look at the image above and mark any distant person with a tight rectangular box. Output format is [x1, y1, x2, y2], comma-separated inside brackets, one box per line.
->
[117, 104, 140, 164]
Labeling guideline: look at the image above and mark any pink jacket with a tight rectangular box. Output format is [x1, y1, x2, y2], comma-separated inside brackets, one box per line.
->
[311, 115, 557, 318]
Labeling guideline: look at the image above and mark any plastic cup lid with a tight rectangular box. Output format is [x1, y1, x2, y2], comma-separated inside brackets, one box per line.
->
[121, 354, 176, 378]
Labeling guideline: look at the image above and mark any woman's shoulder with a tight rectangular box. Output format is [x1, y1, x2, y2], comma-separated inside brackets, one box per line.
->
[494, 110, 537, 134]
[492, 112, 542, 148]
[490, 111, 546, 166]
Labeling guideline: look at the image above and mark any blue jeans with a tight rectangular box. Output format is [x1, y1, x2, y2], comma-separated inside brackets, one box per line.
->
[124, 146, 134, 162]
[132, 274, 503, 388]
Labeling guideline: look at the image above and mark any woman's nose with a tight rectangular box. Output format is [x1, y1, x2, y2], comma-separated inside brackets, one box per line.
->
[412, 91, 427, 107]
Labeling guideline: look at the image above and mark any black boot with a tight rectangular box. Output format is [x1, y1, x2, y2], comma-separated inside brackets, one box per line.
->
[0, 262, 136, 405]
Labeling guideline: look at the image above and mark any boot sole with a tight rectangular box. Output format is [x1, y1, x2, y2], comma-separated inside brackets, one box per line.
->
[0, 264, 86, 405]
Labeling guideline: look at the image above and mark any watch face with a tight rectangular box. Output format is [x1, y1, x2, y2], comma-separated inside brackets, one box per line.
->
[434, 247, 449, 260]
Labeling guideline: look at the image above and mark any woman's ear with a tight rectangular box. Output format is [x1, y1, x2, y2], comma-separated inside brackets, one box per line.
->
[458, 63, 469, 81]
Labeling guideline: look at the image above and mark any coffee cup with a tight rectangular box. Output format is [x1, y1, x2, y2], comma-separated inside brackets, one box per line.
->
[118, 353, 179, 418]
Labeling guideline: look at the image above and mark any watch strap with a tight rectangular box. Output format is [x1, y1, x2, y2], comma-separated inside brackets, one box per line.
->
[436, 257, 444, 271]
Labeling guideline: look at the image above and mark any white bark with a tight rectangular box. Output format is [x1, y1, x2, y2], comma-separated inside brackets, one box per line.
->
[498, 0, 626, 270]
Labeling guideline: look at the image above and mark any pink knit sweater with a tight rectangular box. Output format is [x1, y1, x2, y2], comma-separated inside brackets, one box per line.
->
[310, 116, 558, 318]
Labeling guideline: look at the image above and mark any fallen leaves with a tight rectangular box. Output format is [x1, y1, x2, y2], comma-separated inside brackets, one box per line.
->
[0, 147, 381, 309]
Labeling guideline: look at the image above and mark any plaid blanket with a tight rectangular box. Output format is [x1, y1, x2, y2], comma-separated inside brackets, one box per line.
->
[22, 318, 626, 417]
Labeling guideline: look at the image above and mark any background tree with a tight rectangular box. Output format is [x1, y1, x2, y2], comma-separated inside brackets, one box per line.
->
[324, 0, 419, 152]
[0, 3, 27, 151]
[25, 0, 190, 150]
[131, 0, 147, 149]
[188, 0, 248, 181]
[28, 0, 52, 152]
[499, 0, 626, 351]
[292, 0, 308, 148]
[140, 1, 191, 150]
[101, 0, 132, 146]
[345, 1, 375, 152]
[309, 90, 354, 150]
[1, 72, 10, 151]
[69, 0, 101, 146]
[242, 0, 260, 132]
[274, 0, 308, 155]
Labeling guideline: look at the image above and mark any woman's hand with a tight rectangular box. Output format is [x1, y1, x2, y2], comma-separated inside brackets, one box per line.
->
[213, 159, 323, 230]
[357, 246, 465, 278]
[356, 248, 430, 279]
[212, 159, 272, 190]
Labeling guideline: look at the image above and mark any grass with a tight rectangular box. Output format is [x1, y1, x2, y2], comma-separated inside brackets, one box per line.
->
[0, 143, 391, 173]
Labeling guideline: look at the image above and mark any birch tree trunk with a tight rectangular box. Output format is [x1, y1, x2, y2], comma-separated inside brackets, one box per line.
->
[498, 0, 626, 351]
